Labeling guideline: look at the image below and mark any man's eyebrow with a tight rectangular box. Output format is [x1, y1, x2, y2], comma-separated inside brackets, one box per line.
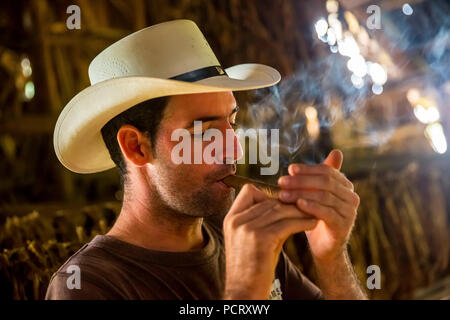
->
[185, 106, 239, 128]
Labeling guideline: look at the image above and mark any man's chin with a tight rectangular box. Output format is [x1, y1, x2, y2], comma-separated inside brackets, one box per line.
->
[199, 182, 234, 216]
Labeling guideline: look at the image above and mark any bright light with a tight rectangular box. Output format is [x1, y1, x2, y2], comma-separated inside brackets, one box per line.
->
[356, 28, 370, 47]
[21, 58, 32, 77]
[413, 105, 440, 124]
[328, 14, 343, 40]
[347, 55, 367, 77]
[327, 28, 337, 45]
[372, 84, 383, 95]
[351, 74, 364, 89]
[406, 88, 420, 105]
[425, 123, 447, 154]
[315, 18, 328, 37]
[326, 0, 339, 13]
[305, 106, 320, 140]
[338, 32, 360, 57]
[305, 106, 318, 120]
[368, 62, 387, 85]
[402, 4, 413, 16]
[21, 58, 30, 69]
[344, 11, 360, 34]
[24, 81, 35, 100]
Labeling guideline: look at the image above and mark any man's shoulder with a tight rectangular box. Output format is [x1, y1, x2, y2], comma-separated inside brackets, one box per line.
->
[53, 238, 117, 273]
[53, 242, 91, 272]
[45, 237, 125, 299]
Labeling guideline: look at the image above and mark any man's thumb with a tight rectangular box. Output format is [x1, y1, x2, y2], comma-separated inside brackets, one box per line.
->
[323, 149, 343, 170]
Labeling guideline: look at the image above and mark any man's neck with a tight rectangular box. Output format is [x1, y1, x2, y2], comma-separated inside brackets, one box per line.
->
[106, 198, 206, 252]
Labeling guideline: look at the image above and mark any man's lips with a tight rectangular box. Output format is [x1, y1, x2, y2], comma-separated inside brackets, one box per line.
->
[214, 171, 236, 189]
[216, 180, 233, 190]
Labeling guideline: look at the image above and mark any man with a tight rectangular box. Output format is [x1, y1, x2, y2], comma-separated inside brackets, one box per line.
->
[46, 20, 366, 300]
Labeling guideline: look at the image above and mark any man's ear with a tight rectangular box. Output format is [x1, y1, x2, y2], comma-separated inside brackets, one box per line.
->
[117, 125, 153, 166]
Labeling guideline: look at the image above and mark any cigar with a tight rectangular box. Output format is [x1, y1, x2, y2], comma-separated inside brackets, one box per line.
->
[222, 175, 280, 199]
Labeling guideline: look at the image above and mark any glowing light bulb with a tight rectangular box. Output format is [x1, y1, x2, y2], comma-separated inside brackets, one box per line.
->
[327, 28, 337, 45]
[338, 32, 360, 57]
[21, 58, 32, 77]
[305, 106, 318, 120]
[21, 58, 30, 69]
[305, 106, 320, 140]
[413, 105, 440, 124]
[328, 14, 343, 40]
[425, 123, 447, 154]
[351, 74, 364, 89]
[315, 18, 328, 37]
[24, 81, 35, 100]
[369, 63, 387, 85]
[406, 88, 420, 105]
[402, 4, 413, 16]
[344, 11, 360, 34]
[372, 84, 383, 95]
[326, 0, 339, 13]
[347, 55, 367, 77]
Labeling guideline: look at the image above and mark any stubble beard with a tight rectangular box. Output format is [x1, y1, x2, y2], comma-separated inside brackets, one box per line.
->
[149, 164, 235, 219]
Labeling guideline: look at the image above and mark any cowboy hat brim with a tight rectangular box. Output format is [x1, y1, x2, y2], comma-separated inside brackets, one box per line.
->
[54, 63, 281, 173]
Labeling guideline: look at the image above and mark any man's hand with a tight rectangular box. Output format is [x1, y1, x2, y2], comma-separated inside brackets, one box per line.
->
[222, 184, 317, 300]
[277, 149, 366, 299]
[277, 149, 360, 263]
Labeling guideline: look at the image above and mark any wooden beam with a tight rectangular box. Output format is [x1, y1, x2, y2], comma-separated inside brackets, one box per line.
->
[134, 0, 147, 30]
[32, 0, 61, 115]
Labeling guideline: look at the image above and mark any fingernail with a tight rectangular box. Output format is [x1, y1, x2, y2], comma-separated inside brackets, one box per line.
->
[298, 199, 308, 206]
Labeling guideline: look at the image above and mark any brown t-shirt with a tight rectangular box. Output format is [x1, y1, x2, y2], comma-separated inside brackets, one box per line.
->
[45, 219, 323, 300]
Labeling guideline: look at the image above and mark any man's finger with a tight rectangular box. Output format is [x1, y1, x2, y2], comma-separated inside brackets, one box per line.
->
[323, 149, 343, 170]
[279, 189, 355, 216]
[247, 203, 312, 229]
[230, 199, 278, 226]
[264, 218, 318, 244]
[296, 198, 345, 225]
[287, 163, 354, 190]
[227, 184, 268, 216]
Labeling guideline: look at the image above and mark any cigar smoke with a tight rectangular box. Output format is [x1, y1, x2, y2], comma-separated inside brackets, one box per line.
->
[222, 175, 280, 199]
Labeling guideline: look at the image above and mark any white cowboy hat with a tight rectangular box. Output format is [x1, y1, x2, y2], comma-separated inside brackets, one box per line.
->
[54, 19, 281, 174]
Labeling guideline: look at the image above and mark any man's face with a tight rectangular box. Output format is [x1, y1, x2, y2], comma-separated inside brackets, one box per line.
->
[147, 91, 242, 218]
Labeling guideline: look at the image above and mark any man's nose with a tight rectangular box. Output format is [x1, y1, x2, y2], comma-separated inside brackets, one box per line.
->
[218, 125, 243, 164]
